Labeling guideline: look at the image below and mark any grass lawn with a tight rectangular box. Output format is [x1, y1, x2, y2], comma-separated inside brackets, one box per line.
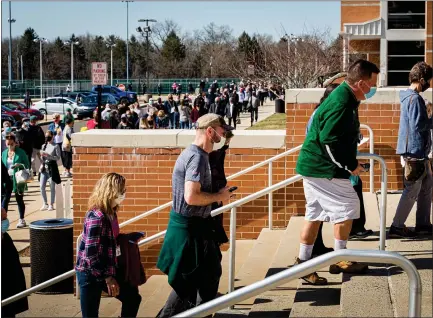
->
[246, 113, 286, 130]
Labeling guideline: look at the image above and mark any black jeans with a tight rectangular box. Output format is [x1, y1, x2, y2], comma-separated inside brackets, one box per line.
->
[62, 151, 73, 170]
[76, 271, 141, 318]
[250, 107, 258, 124]
[2, 183, 25, 219]
[228, 117, 237, 129]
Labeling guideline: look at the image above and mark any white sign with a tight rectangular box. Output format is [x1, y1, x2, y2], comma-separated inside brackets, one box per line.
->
[91, 62, 107, 85]
[247, 64, 255, 75]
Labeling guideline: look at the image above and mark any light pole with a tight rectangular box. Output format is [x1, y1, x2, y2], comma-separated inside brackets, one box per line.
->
[8, 1, 16, 88]
[285, 34, 303, 87]
[106, 42, 116, 87]
[64, 40, 79, 91]
[123, 1, 133, 85]
[137, 18, 157, 92]
[34, 38, 48, 98]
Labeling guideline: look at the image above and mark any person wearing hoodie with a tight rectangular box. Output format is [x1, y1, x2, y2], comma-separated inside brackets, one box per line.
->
[392, 62, 433, 238]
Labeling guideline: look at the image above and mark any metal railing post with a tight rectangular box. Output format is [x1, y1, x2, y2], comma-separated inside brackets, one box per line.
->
[268, 162, 273, 230]
[65, 179, 71, 218]
[228, 207, 237, 309]
[75, 234, 82, 299]
[357, 153, 387, 250]
[360, 124, 375, 193]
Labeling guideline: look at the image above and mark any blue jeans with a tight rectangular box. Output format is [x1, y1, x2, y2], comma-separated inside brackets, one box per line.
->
[180, 121, 189, 129]
[169, 112, 179, 129]
[40, 171, 55, 205]
[76, 271, 141, 318]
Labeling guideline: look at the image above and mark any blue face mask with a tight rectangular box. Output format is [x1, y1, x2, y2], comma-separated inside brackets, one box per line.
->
[2, 219, 10, 233]
[364, 86, 377, 99]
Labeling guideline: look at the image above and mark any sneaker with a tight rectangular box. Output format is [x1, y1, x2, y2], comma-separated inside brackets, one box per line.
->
[40, 204, 48, 211]
[293, 257, 328, 285]
[16, 219, 26, 228]
[414, 224, 433, 234]
[66, 172, 72, 178]
[329, 261, 368, 274]
[349, 229, 374, 240]
[48, 205, 54, 211]
[62, 171, 68, 177]
[389, 225, 417, 238]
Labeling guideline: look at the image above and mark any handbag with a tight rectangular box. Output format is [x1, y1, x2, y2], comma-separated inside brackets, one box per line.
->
[14, 164, 32, 185]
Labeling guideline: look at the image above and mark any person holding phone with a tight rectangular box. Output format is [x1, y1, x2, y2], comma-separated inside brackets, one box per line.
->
[75, 173, 142, 318]
[157, 114, 235, 317]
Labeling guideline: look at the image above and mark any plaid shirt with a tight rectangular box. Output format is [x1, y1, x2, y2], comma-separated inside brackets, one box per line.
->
[75, 209, 117, 278]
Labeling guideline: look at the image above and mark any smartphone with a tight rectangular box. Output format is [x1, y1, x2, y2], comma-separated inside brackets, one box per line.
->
[361, 163, 370, 172]
[229, 186, 238, 192]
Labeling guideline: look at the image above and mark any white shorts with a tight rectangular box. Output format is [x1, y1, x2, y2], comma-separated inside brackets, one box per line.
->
[303, 177, 360, 224]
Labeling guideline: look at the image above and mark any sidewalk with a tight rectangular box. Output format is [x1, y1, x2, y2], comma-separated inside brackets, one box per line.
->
[235, 99, 276, 130]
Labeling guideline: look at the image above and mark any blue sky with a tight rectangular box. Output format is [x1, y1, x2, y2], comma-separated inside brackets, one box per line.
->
[2, 1, 340, 41]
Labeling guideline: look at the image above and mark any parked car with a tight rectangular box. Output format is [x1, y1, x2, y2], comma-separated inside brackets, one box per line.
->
[2, 101, 44, 120]
[1, 113, 16, 127]
[1, 105, 29, 121]
[91, 85, 137, 104]
[31, 97, 79, 115]
[76, 93, 119, 119]
[54, 91, 92, 103]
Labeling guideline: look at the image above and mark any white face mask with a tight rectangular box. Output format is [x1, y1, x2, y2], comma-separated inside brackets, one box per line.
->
[114, 193, 125, 205]
[211, 128, 224, 145]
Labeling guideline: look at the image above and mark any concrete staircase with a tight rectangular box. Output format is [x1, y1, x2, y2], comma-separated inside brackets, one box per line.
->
[17, 193, 432, 317]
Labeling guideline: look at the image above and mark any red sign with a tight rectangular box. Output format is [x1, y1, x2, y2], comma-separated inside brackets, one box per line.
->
[91, 62, 107, 85]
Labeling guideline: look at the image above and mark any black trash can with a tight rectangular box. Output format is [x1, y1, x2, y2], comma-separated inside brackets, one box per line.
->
[275, 98, 285, 114]
[30, 218, 73, 294]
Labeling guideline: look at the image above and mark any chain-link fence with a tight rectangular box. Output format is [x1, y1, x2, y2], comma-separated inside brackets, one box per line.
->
[1, 78, 240, 100]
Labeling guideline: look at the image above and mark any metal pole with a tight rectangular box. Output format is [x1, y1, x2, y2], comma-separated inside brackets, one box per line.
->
[228, 207, 236, 306]
[20, 55, 23, 83]
[71, 43, 74, 92]
[126, 1, 129, 84]
[145, 20, 149, 92]
[268, 162, 273, 230]
[110, 47, 113, 87]
[40, 41, 43, 99]
[8, 1, 13, 87]
[360, 124, 375, 193]
[174, 250, 421, 318]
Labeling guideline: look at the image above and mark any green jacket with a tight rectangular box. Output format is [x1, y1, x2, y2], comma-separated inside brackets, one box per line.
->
[2, 147, 30, 193]
[157, 210, 222, 299]
[296, 81, 360, 179]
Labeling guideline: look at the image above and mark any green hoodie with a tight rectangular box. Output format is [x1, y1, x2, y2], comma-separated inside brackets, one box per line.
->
[296, 81, 360, 179]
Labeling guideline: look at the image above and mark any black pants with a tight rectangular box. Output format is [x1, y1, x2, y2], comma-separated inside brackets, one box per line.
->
[313, 178, 366, 251]
[250, 107, 258, 124]
[62, 151, 73, 169]
[2, 185, 25, 219]
[228, 117, 237, 129]
[157, 240, 222, 318]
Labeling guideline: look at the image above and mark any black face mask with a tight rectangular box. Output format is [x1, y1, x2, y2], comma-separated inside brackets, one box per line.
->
[45, 136, 53, 142]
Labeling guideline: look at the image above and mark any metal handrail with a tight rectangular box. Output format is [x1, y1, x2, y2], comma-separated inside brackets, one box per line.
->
[2, 126, 376, 306]
[174, 250, 422, 318]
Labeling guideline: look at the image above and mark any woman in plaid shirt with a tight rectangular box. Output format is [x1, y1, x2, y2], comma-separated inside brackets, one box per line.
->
[75, 173, 142, 318]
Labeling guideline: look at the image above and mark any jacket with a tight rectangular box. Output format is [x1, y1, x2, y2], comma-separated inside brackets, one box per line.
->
[225, 104, 237, 119]
[396, 89, 432, 159]
[28, 124, 45, 150]
[296, 81, 360, 179]
[48, 122, 65, 135]
[157, 210, 222, 299]
[116, 234, 146, 287]
[1, 147, 30, 194]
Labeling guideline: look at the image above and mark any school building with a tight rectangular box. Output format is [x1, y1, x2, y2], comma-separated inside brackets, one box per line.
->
[341, 0, 433, 86]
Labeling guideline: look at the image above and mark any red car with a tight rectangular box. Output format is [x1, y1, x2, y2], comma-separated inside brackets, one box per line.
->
[2, 101, 44, 120]
[1, 105, 29, 121]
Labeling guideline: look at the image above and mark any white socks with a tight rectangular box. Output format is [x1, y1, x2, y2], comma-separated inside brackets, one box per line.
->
[299, 243, 314, 261]
[334, 239, 347, 251]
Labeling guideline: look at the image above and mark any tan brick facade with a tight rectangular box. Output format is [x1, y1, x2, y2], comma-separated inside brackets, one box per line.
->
[341, 1, 380, 31]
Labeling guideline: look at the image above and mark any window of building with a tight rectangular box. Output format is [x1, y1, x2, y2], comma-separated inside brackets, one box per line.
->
[387, 41, 425, 86]
[388, 1, 426, 29]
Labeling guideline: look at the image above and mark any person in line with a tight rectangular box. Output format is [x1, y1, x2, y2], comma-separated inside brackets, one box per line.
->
[1, 122, 12, 152]
[28, 116, 45, 176]
[1, 207, 29, 317]
[156, 114, 234, 317]
[392, 62, 433, 237]
[75, 173, 142, 318]
[86, 111, 99, 130]
[179, 100, 191, 129]
[138, 114, 150, 129]
[250, 92, 260, 126]
[117, 114, 132, 129]
[48, 113, 65, 152]
[62, 118, 74, 177]
[15, 119, 32, 166]
[39, 131, 62, 211]
[2, 134, 30, 228]
[63, 108, 75, 126]
[225, 97, 238, 129]
[294, 59, 380, 284]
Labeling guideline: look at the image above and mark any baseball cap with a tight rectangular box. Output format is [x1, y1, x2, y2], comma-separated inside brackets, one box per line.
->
[66, 108, 71, 112]
[121, 114, 127, 119]
[196, 113, 234, 132]
[30, 115, 38, 121]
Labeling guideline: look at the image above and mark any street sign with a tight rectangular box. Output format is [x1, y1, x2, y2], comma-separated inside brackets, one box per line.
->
[247, 64, 255, 75]
[91, 62, 107, 85]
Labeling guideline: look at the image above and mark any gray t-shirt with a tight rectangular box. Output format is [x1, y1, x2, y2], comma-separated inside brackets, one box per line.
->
[172, 144, 212, 218]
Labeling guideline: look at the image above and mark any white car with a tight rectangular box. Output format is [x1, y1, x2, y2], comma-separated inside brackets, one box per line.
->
[31, 97, 79, 115]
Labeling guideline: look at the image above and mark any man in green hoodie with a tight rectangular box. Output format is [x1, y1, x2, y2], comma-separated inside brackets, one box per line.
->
[294, 59, 380, 285]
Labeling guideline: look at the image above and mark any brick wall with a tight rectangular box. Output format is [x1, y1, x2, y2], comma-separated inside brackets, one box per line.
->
[72, 133, 292, 276]
[341, 0, 380, 31]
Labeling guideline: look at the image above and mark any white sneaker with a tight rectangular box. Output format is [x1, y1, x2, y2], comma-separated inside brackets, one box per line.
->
[16, 219, 26, 228]
[66, 172, 73, 178]
[48, 205, 54, 211]
[62, 171, 68, 177]
[41, 204, 48, 211]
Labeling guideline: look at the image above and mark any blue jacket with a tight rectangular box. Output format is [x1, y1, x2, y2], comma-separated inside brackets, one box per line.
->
[396, 89, 432, 159]
[47, 122, 65, 135]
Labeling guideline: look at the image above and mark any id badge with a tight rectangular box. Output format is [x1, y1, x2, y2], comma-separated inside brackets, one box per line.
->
[116, 246, 121, 257]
